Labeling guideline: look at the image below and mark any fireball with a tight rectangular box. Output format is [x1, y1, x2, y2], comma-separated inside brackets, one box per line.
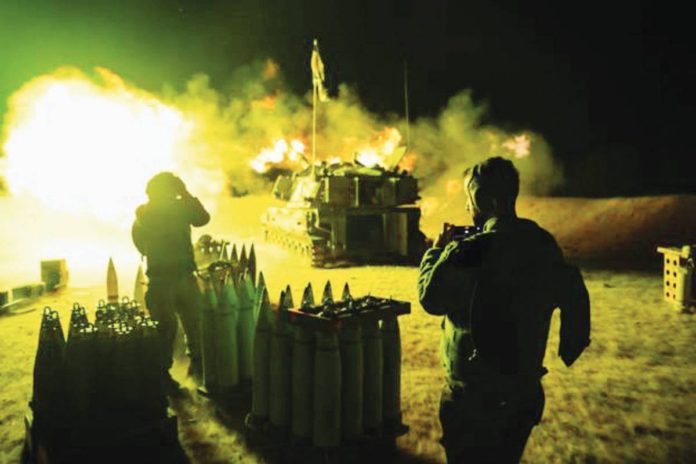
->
[250, 137, 306, 173]
[1, 67, 192, 226]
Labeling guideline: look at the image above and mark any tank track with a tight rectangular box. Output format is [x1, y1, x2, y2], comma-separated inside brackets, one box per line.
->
[264, 227, 428, 268]
[264, 227, 329, 268]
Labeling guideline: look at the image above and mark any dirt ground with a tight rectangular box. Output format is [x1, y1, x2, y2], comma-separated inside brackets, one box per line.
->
[1, 194, 696, 463]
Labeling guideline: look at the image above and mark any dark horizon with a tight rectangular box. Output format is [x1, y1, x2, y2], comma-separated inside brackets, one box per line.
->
[1, 0, 693, 196]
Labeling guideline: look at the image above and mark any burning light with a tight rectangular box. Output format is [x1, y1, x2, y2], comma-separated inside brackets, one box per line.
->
[355, 149, 382, 168]
[251, 127, 407, 174]
[502, 134, 532, 159]
[1, 67, 192, 225]
[355, 127, 402, 168]
[250, 138, 306, 173]
[327, 156, 342, 165]
[398, 153, 417, 172]
[446, 179, 463, 195]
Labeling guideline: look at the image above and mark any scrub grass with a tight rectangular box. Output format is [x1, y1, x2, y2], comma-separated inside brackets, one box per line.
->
[2, 193, 696, 462]
[1, 265, 695, 463]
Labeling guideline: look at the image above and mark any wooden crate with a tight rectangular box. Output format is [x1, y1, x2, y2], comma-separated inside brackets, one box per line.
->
[657, 246, 695, 309]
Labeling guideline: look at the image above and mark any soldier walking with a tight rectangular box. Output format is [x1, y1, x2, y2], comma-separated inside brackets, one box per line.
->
[418, 157, 591, 463]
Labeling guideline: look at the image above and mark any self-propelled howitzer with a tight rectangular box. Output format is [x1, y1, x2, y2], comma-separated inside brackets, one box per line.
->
[262, 161, 428, 267]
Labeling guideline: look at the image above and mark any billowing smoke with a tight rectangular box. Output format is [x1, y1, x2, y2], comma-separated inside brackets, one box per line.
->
[1, 60, 562, 217]
[0, 61, 562, 284]
[163, 59, 562, 199]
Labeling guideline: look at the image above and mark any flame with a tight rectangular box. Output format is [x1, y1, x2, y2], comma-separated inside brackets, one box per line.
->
[355, 149, 382, 168]
[250, 127, 406, 174]
[420, 197, 441, 218]
[262, 59, 280, 80]
[355, 127, 402, 168]
[250, 137, 306, 173]
[1, 67, 194, 226]
[252, 94, 277, 110]
[502, 133, 532, 159]
[446, 179, 462, 195]
[398, 152, 417, 172]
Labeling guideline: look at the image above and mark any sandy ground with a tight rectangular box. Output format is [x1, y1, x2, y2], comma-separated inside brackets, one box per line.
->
[1, 194, 696, 463]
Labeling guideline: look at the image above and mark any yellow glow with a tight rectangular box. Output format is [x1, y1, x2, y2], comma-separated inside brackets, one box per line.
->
[251, 127, 404, 173]
[446, 179, 462, 195]
[291, 139, 305, 153]
[356, 149, 383, 168]
[355, 127, 402, 168]
[250, 137, 306, 173]
[2, 67, 192, 226]
[274, 139, 289, 153]
[503, 133, 532, 159]
[420, 196, 441, 218]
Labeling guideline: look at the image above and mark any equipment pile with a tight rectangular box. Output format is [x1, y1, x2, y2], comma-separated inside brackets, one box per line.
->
[195, 239, 263, 398]
[24, 299, 179, 463]
[246, 280, 410, 451]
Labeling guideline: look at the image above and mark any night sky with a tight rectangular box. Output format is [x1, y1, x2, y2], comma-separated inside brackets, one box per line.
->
[1, 0, 693, 195]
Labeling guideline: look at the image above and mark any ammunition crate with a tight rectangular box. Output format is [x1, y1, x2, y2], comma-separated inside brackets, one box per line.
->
[286, 296, 411, 330]
[11, 282, 45, 300]
[657, 246, 696, 310]
[41, 259, 69, 291]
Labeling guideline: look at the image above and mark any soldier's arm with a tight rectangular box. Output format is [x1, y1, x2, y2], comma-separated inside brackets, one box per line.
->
[556, 263, 591, 367]
[418, 241, 475, 316]
[182, 192, 210, 227]
[131, 215, 147, 256]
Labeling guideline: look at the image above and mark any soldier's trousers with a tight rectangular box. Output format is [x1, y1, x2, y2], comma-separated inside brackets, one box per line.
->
[439, 382, 544, 464]
[145, 274, 202, 373]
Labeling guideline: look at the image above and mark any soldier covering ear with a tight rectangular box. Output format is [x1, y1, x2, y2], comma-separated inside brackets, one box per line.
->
[132, 172, 210, 394]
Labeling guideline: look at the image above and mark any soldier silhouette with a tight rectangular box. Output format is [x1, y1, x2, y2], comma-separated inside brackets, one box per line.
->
[418, 157, 591, 463]
[132, 172, 210, 394]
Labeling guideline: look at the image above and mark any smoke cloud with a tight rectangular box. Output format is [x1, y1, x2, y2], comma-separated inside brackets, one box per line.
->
[1, 59, 562, 208]
[162, 59, 562, 198]
[0, 61, 563, 284]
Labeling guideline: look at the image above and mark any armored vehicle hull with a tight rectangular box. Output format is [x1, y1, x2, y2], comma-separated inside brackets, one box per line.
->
[262, 163, 428, 267]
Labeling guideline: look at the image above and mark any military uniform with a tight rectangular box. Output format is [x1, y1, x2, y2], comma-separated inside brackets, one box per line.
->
[419, 216, 590, 463]
[132, 194, 210, 377]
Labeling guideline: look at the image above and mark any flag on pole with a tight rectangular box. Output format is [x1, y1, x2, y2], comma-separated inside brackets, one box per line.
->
[311, 39, 329, 102]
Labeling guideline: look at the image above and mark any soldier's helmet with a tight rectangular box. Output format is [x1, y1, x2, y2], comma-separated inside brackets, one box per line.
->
[146, 172, 185, 201]
[466, 157, 519, 212]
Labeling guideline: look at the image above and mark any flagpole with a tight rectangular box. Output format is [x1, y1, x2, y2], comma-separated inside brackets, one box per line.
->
[312, 78, 317, 177]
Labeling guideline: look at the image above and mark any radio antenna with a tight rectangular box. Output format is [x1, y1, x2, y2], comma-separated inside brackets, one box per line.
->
[403, 60, 411, 151]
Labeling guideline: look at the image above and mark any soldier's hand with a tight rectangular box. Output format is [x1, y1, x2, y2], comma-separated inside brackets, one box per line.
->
[434, 231, 450, 248]
[434, 223, 455, 248]
[172, 176, 193, 199]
